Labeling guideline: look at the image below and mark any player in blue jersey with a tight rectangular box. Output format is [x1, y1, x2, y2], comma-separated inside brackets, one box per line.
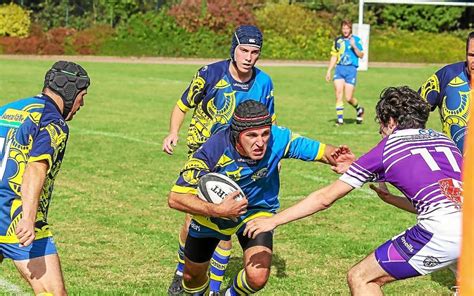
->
[245, 87, 462, 295]
[163, 25, 276, 295]
[326, 20, 365, 126]
[419, 31, 474, 154]
[168, 101, 349, 295]
[0, 61, 90, 295]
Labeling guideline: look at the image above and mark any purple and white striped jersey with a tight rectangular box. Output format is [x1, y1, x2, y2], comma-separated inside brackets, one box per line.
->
[340, 129, 462, 223]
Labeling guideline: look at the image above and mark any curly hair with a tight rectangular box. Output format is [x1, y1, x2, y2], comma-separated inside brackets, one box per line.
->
[375, 86, 431, 129]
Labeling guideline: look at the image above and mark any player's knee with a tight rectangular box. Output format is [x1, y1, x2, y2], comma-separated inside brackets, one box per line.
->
[245, 268, 270, 290]
[347, 265, 364, 287]
[218, 239, 232, 249]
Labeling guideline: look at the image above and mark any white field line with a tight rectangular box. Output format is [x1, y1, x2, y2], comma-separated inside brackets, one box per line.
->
[71, 127, 167, 146]
[0, 278, 26, 295]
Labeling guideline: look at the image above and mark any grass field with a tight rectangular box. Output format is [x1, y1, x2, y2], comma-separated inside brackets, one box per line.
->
[0, 58, 455, 295]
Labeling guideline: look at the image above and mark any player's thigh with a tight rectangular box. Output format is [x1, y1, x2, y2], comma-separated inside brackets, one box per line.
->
[179, 213, 193, 242]
[348, 252, 396, 286]
[237, 231, 272, 287]
[14, 254, 66, 295]
[333, 79, 345, 99]
[344, 83, 356, 100]
[184, 235, 220, 277]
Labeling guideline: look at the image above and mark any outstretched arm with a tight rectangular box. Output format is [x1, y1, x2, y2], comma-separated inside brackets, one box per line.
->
[244, 180, 353, 238]
[162, 105, 186, 155]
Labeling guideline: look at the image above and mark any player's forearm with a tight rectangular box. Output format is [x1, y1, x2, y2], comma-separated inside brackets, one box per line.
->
[353, 47, 364, 58]
[382, 195, 417, 214]
[20, 161, 48, 222]
[168, 191, 221, 217]
[327, 56, 337, 72]
[168, 104, 186, 134]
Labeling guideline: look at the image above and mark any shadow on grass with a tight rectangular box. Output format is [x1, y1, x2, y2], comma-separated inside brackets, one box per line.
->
[328, 118, 359, 125]
[430, 268, 456, 291]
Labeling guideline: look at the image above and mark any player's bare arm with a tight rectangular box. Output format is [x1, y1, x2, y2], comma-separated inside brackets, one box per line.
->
[162, 104, 187, 154]
[369, 182, 417, 214]
[168, 191, 247, 219]
[326, 56, 338, 82]
[350, 37, 364, 58]
[16, 160, 49, 247]
[244, 180, 353, 239]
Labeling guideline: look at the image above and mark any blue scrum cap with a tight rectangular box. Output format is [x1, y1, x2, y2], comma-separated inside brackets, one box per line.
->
[230, 25, 263, 61]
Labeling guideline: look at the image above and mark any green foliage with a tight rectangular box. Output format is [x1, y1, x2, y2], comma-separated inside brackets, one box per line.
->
[333, 2, 377, 28]
[0, 3, 31, 37]
[168, 0, 262, 33]
[370, 29, 465, 63]
[255, 3, 333, 60]
[105, 10, 228, 57]
[380, 5, 464, 32]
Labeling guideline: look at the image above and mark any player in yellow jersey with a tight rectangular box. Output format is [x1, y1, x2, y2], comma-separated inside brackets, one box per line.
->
[0, 61, 90, 295]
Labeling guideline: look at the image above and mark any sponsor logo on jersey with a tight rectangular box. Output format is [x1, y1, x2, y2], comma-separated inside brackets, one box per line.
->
[400, 236, 414, 253]
[232, 82, 250, 90]
[423, 256, 440, 267]
[251, 168, 268, 181]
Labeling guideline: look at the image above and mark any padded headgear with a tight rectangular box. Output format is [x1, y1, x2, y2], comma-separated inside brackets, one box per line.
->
[230, 25, 263, 61]
[230, 101, 272, 144]
[44, 61, 90, 118]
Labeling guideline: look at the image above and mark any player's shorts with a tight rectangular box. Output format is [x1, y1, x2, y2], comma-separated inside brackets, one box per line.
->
[374, 224, 459, 279]
[0, 237, 58, 261]
[334, 65, 357, 85]
[185, 214, 273, 263]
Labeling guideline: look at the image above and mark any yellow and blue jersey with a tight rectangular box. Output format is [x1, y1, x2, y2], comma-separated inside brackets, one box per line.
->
[419, 62, 471, 153]
[171, 125, 326, 236]
[177, 60, 276, 153]
[0, 95, 68, 243]
[331, 35, 363, 67]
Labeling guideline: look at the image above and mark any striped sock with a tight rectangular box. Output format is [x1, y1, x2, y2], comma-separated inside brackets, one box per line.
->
[209, 244, 231, 292]
[336, 104, 344, 123]
[182, 276, 209, 295]
[226, 269, 258, 296]
[175, 235, 185, 276]
[353, 103, 360, 110]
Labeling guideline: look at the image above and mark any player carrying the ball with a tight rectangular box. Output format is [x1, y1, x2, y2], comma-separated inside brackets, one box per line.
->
[168, 100, 353, 295]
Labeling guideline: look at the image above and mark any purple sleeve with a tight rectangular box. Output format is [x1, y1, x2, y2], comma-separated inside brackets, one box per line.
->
[339, 139, 387, 188]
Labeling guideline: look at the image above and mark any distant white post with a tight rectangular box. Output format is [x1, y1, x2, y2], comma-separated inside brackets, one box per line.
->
[354, 0, 370, 71]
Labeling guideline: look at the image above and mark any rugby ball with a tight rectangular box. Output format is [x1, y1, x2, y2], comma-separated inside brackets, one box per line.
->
[197, 173, 244, 204]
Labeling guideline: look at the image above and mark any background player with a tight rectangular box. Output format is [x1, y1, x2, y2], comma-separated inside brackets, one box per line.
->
[0, 61, 90, 295]
[245, 87, 462, 295]
[326, 19, 365, 126]
[419, 31, 474, 154]
[162, 25, 276, 295]
[168, 101, 349, 295]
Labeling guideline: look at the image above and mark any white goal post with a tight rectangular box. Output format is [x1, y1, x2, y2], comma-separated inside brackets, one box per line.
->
[355, 0, 474, 70]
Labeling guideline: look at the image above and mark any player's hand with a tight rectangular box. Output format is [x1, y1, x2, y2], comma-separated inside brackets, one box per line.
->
[243, 217, 276, 239]
[15, 218, 36, 247]
[369, 182, 395, 203]
[162, 133, 179, 155]
[325, 71, 332, 82]
[349, 37, 356, 48]
[331, 145, 356, 174]
[216, 191, 248, 220]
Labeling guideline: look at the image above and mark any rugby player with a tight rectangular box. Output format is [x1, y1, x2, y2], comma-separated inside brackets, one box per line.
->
[0, 61, 90, 295]
[326, 20, 365, 126]
[162, 25, 277, 295]
[168, 101, 350, 295]
[419, 31, 474, 154]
